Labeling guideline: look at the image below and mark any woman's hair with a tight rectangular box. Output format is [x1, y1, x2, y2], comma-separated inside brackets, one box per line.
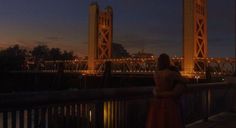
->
[158, 53, 170, 70]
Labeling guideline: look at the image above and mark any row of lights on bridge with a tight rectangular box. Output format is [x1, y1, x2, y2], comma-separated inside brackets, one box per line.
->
[38, 70, 227, 74]
[44, 57, 234, 63]
[77, 70, 226, 75]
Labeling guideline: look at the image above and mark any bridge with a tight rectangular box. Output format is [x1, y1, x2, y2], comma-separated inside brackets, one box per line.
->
[22, 0, 235, 78]
[28, 57, 235, 78]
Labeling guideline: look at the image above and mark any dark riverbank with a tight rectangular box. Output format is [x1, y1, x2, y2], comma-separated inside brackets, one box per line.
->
[0, 72, 154, 93]
[0, 71, 223, 93]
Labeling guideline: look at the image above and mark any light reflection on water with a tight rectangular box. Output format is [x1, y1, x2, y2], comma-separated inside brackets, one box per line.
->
[0, 110, 47, 128]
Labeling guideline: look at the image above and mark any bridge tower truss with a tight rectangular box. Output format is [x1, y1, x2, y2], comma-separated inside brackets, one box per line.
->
[183, 0, 208, 77]
[98, 6, 113, 59]
[88, 3, 113, 73]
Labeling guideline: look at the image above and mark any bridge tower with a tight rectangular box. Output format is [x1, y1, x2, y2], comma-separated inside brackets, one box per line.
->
[183, 0, 208, 77]
[98, 6, 113, 59]
[88, 3, 99, 72]
[88, 3, 113, 72]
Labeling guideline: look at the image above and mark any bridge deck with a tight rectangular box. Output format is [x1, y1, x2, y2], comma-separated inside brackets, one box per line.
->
[187, 112, 236, 128]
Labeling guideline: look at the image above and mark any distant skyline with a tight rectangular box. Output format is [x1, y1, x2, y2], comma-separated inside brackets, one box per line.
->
[0, 0, 234, 57]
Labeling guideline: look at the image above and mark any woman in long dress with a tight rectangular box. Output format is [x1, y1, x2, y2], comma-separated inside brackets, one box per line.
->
[146, 53, 186, 128]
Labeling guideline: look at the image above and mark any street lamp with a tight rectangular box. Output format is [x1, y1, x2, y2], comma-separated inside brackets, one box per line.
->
[195, 75, 200, 84]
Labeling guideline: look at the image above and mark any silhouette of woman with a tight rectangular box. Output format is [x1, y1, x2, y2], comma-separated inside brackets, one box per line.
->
[146, 53, 186, 128]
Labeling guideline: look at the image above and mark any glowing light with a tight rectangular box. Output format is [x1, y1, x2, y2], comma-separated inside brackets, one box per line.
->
[89, 110, 92, 122]
[104, 102, 107, 126]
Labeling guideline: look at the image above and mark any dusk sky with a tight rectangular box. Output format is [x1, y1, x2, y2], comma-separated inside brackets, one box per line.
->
[0, 0, 234, 57]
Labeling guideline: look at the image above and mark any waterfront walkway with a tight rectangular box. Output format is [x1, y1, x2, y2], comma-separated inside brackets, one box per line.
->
[187, 112, 236, 128]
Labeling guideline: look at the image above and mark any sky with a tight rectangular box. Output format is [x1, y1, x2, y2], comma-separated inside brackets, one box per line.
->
[0, 0, 234, 57]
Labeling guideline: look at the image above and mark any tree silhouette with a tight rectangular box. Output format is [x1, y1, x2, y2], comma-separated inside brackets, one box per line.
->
[61, 50, 74, 60]
[112, 43, 130, 58]
[0, 44, 76, 71]
[32, 45, 50, 60]
[0, 45, 27, 71]
[32, 45, 75, 61]
[49, 48, 62, 60]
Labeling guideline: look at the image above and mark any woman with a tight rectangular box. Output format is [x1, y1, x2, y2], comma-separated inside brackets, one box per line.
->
[146, 53, 186, 128]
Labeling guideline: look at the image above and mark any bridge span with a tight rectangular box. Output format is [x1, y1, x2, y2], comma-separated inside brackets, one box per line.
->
[24, 57, 236, 78]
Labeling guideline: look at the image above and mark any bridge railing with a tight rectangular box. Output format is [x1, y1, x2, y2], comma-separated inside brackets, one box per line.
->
[0, 82, 235, 128]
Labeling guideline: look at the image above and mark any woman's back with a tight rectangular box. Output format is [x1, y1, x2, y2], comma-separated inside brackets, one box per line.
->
[154, 69, 180, 92]
[146, 53, 185, 128]
[147, 69, 185, 128]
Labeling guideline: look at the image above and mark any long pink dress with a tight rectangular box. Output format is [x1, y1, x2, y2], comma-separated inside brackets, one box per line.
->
[146, 69, 184, 128]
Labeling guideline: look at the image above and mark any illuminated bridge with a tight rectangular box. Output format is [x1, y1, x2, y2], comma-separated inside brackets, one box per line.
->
[1, 1, 236, 128]
[22, 0, 235, 78]
[29, 57, 236, 78]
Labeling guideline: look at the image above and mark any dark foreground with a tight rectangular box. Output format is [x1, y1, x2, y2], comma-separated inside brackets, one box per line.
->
[0, 83, 235, 128]
[187, 112, 236, 128]
[0, 72, 154, 92]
